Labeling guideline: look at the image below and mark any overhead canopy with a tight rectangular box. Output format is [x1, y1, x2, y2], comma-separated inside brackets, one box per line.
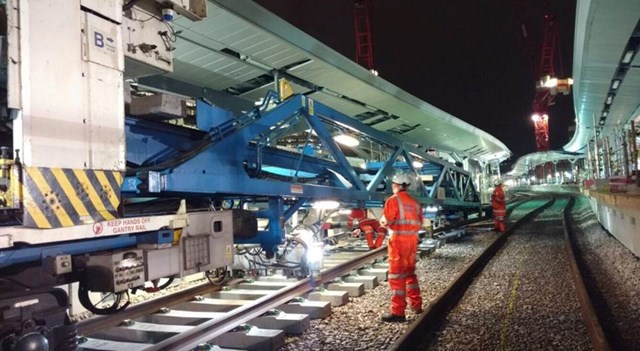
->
[564, 0, 640, 152]
[508, 151, 584, 176]
[154, 0, 511, 163]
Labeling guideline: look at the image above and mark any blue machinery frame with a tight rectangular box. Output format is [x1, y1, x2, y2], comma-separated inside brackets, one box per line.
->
[1, 92, 482, 267]
[122, 93, 481, 254]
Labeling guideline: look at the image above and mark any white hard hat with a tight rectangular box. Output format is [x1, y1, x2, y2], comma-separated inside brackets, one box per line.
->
[494, 179, 502, 186]
[392, 172, 412, 186]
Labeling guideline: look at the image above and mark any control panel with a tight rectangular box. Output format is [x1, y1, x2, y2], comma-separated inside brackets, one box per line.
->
[86, 250, 145, 293]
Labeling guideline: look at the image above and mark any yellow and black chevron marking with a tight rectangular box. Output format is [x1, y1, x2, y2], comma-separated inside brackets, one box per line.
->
[21, 167, 122, 228]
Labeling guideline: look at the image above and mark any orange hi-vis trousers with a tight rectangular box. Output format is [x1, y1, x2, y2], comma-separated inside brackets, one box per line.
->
[493, 208, 506, 232]
[359, 218, 387, 249]
[387, 234, 422, 316]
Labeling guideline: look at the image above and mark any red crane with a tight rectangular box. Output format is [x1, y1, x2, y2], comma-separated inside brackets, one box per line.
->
[524, 9, 572, 182]
[353, 0, 376, 72]
[530, 13, 572, 152]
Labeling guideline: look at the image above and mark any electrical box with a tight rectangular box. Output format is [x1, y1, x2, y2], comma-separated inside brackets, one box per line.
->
[143, 211, 249, 280]
[86, 250, 145, 293]
[144, 246, 180, 281]
[179, 211, 235, 277]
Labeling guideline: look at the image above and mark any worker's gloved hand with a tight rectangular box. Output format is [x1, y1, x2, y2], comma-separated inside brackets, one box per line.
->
[379, 215, 387, 227]
[352, 228, 362, 238]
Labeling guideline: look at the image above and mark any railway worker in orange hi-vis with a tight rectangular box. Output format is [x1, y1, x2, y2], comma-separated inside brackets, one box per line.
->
[491, 179, 507, 232]
[380, 172, 423, 323]
[347, 208, 387, 250]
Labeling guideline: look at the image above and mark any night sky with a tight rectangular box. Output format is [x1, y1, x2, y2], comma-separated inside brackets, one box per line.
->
[254, 0, 577, 165]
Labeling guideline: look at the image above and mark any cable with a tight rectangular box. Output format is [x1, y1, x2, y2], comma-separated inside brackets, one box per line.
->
[162, 21, 177, 42]
[131, 7, 158, 23]
[78, 280, 130, 315]
[206, 267, 228, 286]
[158, 22, 178, 52]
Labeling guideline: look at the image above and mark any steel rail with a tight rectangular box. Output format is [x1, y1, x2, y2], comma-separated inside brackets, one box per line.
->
[505, 194, 533, 217]
[75, 278, 244, 336]
[148, 247, 387, 351]
[390, 194, 556, 350]
[562, 196, 611, 351]
[75, 209, 490, 349]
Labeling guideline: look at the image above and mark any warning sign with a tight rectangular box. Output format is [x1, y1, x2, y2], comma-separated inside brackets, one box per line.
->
[291, 184, 303, 194]
[92, 222, 104, 235]
[93, 217, 152, 236]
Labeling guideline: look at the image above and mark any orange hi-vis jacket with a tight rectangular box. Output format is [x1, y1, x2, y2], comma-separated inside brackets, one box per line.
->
[347, 209, 375, 228]
[491, 185, 506, 232]
[347, 208, 367, 224]
[491, 185, 506, 216]
[384, 191, 422, 235]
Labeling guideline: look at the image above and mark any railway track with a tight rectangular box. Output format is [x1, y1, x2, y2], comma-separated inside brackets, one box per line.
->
[76, 241, 391, 350]
[393, 193, 611, 350]
[74, 195, 543, 351]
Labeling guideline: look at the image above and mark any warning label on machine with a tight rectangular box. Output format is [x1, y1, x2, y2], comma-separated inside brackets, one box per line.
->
[93, 217, 152, 235]
[290, 184, 303, 194]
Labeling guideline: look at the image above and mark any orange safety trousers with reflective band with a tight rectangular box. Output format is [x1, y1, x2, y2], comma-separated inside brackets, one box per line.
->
[492, 185, 506, 232]
[384, 191, 423, 316]
[360, 219, 387, 249]
[348, 209, 386, 249]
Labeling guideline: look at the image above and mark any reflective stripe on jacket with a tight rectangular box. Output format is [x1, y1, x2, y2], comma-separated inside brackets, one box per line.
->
[384, 191, 422, 235]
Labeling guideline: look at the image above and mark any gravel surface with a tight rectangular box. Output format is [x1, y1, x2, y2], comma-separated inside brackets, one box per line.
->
[72, 193, 640, 350]
[424, 196, 592, 351]
[70, 227, 498, 350]
[280, 226, 500, 351]
[570, 195, 640, 351]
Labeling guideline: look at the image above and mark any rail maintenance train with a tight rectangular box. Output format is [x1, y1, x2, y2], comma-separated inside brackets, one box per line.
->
[0, 1, 489, 349]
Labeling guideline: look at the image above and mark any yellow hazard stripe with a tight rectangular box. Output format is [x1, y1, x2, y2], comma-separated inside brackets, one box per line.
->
[22, 188, 52, 228]
[26, 168, 74, 227]
[113, 171, 123, 187]
[51, 168, 91, 219]
[73, 169, 116, 221]
[94, 170, 120, 210]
